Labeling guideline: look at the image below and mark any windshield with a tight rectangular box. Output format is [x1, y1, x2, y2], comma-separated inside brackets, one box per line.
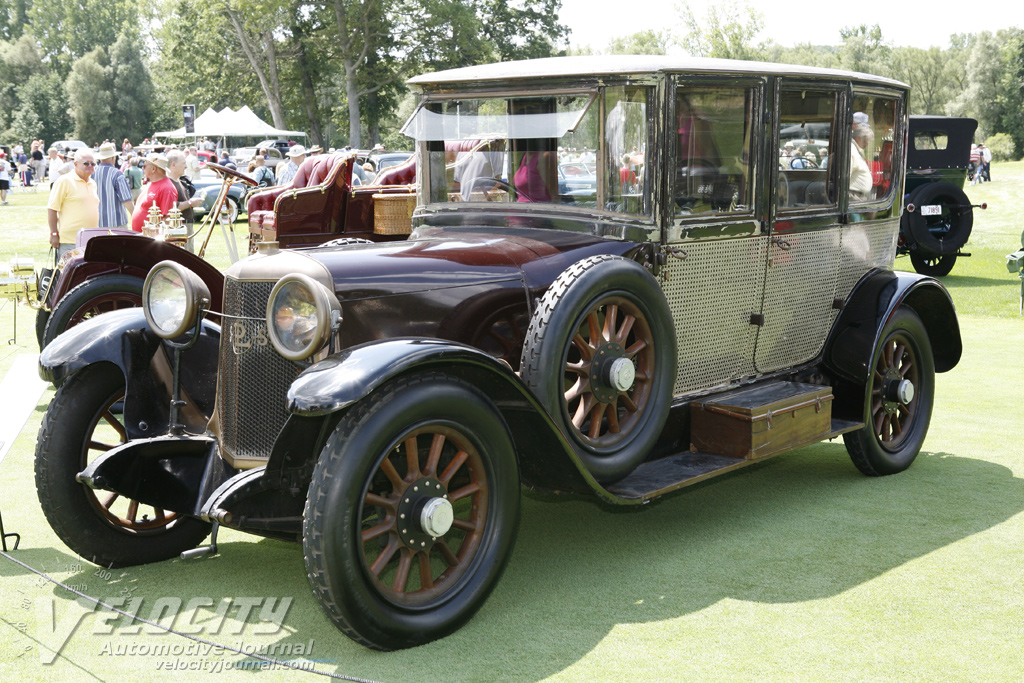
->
[404, 88, 652, 216]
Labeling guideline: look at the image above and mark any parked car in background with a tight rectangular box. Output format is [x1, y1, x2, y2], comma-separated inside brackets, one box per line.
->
[231, 146, 286, 171]
[36, 56, 961, 653]
[897, 115, 984, 276]
[191, 166, 252, 223]
[255, 139, 296, 156]
[52, 140, 86, 155]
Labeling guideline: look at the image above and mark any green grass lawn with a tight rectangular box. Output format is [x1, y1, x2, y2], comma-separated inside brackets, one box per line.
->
[0, 169, 1022, 681]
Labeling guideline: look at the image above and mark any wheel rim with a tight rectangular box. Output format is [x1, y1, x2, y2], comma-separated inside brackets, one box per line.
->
[67, 291, 142, 329]
[870, 330, 920, 451]
[83, 388, 180, 532]
[561, 296, 655, 449]
[359, 425, 488, 606]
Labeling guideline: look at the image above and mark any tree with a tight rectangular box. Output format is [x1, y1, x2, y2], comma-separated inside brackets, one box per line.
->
[837, 24, 891, 76]
[892, 47, 955, 115]
[674, 0, 770, 60]
[66, 47, 112, 143]
[109, 31, 154, 142]
[607, 30, 668, 56]
[11, 72, 72, 142]
[222, 0, 289, 129]
[28, 0, 141, 75]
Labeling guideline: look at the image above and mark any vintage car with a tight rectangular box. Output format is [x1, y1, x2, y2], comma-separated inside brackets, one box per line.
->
[35, 56, 961, 651]
[898, 115, 984, 276]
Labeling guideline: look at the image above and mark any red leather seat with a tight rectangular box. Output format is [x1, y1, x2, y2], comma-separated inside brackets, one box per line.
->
[247, 154, 355, 249]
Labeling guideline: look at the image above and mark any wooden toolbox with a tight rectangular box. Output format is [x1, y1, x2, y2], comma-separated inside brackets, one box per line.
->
[690, 382, 833, 460]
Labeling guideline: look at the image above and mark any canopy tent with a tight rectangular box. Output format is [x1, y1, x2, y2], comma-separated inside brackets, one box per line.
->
[154, 106, 305, 139]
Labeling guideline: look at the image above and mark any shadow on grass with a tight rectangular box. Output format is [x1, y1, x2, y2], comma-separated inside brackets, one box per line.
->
[6, 441, 1021, 681]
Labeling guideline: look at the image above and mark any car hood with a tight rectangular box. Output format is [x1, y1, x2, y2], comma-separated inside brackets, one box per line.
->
[299, 227, 626, 300]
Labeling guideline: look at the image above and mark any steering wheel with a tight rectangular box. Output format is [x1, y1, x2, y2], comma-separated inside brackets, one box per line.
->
[207, 162, 257, 186]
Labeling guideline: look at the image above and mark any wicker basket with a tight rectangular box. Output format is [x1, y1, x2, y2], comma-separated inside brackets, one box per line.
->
[373, 193, 416, 235]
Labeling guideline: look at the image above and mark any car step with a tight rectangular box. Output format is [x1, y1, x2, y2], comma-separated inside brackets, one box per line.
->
[605, 381, 864, 501]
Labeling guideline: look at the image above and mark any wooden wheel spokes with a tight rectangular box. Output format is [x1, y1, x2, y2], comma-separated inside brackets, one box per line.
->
[871, 335, 918, 449]
[362, 427, 488, 600]
[84, 395, 180, 533]
[563, 298, 655, 445]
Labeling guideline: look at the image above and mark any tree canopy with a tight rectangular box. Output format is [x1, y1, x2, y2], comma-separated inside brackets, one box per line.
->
[2, 0, 1022, 159]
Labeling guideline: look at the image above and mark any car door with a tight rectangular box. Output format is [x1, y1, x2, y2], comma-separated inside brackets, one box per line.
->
[661, 77, 767, 395]
[754, 82, 843, 373]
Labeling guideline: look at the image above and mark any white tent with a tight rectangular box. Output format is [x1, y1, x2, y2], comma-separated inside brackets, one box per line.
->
[154, 106, 305, 139]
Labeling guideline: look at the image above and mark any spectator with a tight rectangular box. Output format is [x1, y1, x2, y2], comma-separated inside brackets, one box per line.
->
[123, 155, 144, 201]
[217, 149, 237, 171]
[969, 144, 983, 185]
[849, 123, 874, 202]
[47, 149, 99, 257]
[17, 148, 32, 187]
[249, 153, 275, 188]
[277, 145, 306, 186]
[0, 151, 9, 204]
[30, 142, 46, 185]
[131, 153, 177, 232]
[94, 142, 135, 228]
[980, 143, 992, 182]
[185, 146, 201, 181]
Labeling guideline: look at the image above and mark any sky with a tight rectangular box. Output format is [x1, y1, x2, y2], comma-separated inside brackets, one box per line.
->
[558, 0, 1024, 53]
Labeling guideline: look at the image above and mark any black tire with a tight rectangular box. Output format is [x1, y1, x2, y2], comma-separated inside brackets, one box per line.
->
[843, 308, 935, 476]
[909, 251, 957, 277]
[303, 371, 520, 650]
[34, 364, 211, 566]
[905, 182, 972, 255]
[35, 308, 49, 350]
[42, 274, 144, 348]
[520, 255, 675, 483]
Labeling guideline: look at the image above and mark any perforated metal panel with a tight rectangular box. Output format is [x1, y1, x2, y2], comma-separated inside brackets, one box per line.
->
[755, 229, 840, 373]
[218, 277, 302, 462]
[831, 220, 899, 327]
[660, 236, 769, 395]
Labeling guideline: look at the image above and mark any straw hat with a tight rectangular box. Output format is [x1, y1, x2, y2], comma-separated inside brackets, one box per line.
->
[287, 145, 307, 158]
[145, 152, 169, 171]
[96, 141, 118, 159]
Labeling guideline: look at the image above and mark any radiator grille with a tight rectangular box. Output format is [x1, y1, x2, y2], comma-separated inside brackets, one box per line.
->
[218, 277, 301, 461]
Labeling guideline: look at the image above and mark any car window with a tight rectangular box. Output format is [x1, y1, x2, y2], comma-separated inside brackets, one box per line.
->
[407, 91, 652, 216]
[849, 92, 900, 204]
[777, 89, 838, 210]
[604, 85, 652, 216]
[673, 84, 755, 217]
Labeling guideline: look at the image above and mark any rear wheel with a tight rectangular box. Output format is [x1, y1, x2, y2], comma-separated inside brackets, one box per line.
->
[34, 364, 210, 566]
[303, 372, 519, 650]
[843, 308, 935, 476]
[42, 274, 144, 348]
[909, 251, 957, 277]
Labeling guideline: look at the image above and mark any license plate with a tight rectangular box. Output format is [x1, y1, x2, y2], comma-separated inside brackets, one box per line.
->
[920, 204, 942, 216]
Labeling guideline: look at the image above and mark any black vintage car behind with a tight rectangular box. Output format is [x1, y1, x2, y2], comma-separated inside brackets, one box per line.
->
[899, 115, 984, 276]
[35, 56, 960, 651]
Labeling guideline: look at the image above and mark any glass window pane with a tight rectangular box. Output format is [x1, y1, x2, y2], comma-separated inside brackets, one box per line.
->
[778, 90, 836, 209]
[604, 85, 652, 215]
[674, 86, 754, 217]
[850, 93, 899, 203]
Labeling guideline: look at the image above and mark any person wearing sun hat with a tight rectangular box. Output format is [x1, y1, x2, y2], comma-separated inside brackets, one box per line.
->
[131, 153, 177, 232]
[47, 148, 99, 256]
[276, 144, 306, 186]
[94, 141, 135, 228]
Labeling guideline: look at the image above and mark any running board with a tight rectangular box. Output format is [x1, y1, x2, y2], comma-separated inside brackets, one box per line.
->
[605, 418, 863, 501]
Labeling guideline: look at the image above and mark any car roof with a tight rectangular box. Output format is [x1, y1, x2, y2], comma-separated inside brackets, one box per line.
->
[407, 55, 907, 89]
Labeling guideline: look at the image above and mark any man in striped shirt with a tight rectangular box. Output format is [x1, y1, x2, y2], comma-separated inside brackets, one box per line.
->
[94, 141, 134, 228]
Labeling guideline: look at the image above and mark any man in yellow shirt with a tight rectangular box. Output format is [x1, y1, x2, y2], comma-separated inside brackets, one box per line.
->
[47, 149, 99, 257]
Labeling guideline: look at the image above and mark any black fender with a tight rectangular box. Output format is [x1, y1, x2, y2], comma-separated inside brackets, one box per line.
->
[824, 269, 961, 421]
[38, 307, 221, 439]
[286, 338, 625, 501]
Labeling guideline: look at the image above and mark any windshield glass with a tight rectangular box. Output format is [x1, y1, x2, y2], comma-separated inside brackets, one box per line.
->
[405, 89, 652, 216]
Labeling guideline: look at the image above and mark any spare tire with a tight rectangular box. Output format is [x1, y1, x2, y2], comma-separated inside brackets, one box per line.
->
[904, 182, 972, 255]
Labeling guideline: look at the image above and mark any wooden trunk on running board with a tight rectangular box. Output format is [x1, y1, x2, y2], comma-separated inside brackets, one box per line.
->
[690, 382, 833, 460]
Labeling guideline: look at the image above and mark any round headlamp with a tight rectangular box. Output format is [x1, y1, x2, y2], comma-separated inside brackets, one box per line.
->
[143, 261, 211, 340]
[266, 273, 340, 361]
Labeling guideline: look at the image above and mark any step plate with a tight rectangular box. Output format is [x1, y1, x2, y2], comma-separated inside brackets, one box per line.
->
[606, 418, 864, 501]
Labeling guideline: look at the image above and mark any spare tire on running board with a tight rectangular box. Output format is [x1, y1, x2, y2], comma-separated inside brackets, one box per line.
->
[904, 182, 972, 256]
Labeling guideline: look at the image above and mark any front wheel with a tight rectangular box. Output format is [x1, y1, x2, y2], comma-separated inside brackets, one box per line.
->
[843, 308, 935, 476]
[34, 364, 211, 566]
[303, 372, 520, 650]
[42, 274, 144, 348]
